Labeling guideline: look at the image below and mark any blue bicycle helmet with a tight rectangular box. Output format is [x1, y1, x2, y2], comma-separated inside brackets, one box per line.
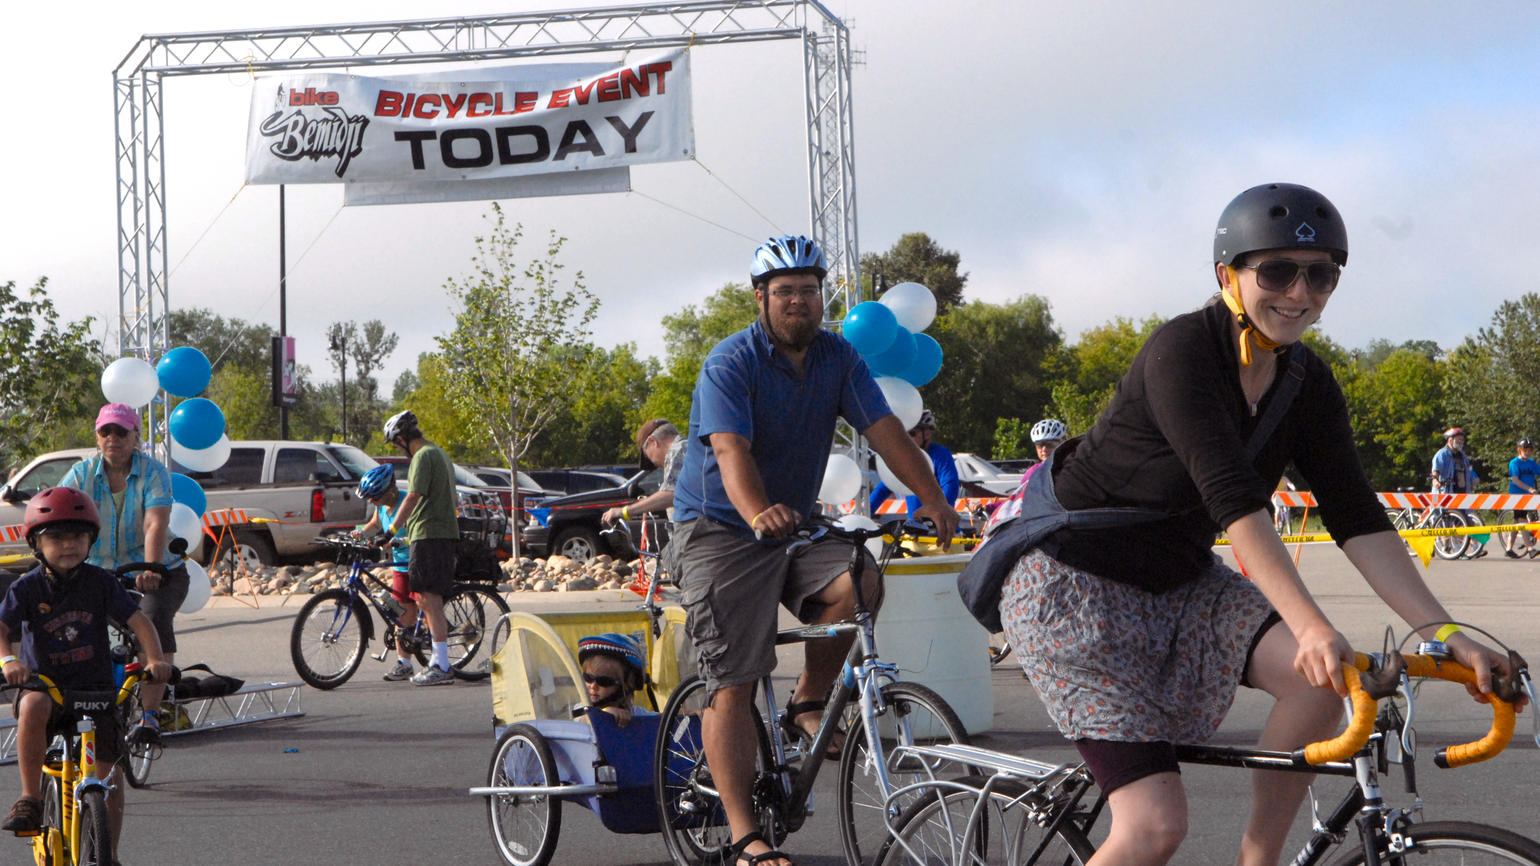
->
[750, 235, 827, 284]
[578, 633, 646, 678]
[357, 464, 396, 499]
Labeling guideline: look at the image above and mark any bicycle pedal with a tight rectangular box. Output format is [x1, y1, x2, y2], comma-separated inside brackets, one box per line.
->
[369, 650, 388, 661]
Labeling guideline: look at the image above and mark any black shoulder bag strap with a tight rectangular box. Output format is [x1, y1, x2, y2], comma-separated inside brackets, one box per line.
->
[1246, 343, 1307, 459]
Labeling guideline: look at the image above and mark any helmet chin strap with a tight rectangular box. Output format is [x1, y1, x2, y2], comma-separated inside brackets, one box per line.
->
[1221, 270, 1284, 367]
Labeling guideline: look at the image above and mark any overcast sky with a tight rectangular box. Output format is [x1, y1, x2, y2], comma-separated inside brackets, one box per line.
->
[5, 1, 1540, 398]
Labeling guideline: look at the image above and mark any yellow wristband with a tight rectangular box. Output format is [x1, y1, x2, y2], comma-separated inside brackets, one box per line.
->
[750, 510, 763, 529]
[1435, 623, 1462, 642]
[621, 506, 630, 521]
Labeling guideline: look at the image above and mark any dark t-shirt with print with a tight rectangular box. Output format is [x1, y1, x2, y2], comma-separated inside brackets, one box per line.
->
[0, 563, 139, 688]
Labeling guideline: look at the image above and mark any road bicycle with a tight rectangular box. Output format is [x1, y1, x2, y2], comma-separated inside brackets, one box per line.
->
[874, 627, 1540, 865]
[288, 534, 509, 688]
[1385, 489, 1481, 560]
[654, 519, 974, 866]
[4, 665, 179, 866]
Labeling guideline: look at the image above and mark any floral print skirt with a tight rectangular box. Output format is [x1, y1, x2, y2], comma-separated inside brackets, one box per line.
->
[1000, 547, 1275, 744]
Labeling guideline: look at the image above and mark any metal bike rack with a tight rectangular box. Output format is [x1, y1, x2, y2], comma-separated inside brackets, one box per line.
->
[0, 681, 305, 765]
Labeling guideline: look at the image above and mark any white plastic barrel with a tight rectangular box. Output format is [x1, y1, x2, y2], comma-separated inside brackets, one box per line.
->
[874, 552, 993, 734]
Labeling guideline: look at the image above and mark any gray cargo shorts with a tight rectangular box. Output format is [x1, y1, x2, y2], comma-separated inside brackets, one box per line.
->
[671, 519, 874, 698]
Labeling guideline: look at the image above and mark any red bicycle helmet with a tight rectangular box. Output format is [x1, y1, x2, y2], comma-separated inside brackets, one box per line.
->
[24, 486, 101, 545]
[1443, 427, 1466, 440]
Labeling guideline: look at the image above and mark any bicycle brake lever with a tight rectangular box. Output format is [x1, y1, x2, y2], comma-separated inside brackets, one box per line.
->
[1518, 667, 1540, 748]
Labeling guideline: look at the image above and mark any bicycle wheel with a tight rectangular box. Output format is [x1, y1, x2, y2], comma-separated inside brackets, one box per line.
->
[657, 675, 768, 865]
[876, 778, 1093, 866]
[37, 774, 63, 863]
[120, 684, 156, 788]
[1433, 511, 1473, 560]
[486, 723, 562, 866]
[839, 681, 972, 866]
[1329, 820, 1540, 865]
[76, 787, 114, 866]
[290, 589, 370, 689]
[444, 583, 510, 680]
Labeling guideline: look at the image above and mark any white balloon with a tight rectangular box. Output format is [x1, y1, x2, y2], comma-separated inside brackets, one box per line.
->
[835, 513, 880, 532]
[169, 502, 204, 547]
[100, 357, 160, 407]
[180, 558, 212, 614]
[876, 454, 932, 499]
[875, 377, 924, 430]
[880, 282, 937, 333]
[171, 435, 231, 473]
[819, 454, 863, 504]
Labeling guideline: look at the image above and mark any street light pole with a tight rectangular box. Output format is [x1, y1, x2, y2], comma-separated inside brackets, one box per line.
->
[330, 332, 348, 443]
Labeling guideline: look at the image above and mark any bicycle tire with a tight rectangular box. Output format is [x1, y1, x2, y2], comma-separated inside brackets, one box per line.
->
[289, 589, 370, 689]
[1433, 511, 1473, 560]
[838, 681, 972, 866]
[76, 787, 114, 866]
[486, 723, 562, 866]
[121, 684, 156, 788]
[656, 675, 786, 865]
[37, 774, 62, 864]
[875, 778, 1093, 866]
[445, 583, 510, 680]
[1329, 820, 1540, 865]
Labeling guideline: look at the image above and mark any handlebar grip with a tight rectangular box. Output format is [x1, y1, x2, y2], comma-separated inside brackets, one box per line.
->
[1397, 653, 1516, 767]
[1301, 664, 1376, 764]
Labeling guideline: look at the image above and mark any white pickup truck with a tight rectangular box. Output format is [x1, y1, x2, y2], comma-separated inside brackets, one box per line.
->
[0, 440, 378, 569]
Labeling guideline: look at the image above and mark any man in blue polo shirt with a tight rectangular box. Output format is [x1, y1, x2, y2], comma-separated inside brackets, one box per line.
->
[670, 234, 958, 866]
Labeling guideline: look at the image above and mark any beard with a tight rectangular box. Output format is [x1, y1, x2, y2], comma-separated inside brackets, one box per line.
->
[762, 301, 821, 352]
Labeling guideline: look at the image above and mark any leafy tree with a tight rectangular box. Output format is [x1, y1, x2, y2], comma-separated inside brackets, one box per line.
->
[1340, 347, 1445, 490]
[324, 320, 399, 447]
[1442, 294, 1540, 483]
[436, 204, 600, 555]
[390, 353, 497, 463]
[860, 232, 968, 313]
[643, 283, 759, 429]
[528, 343, 655, 468]
[1033, 315, 1164, 447]
[209, 364, 279, 440]
[927, 295, 1063, 454]
[0, 278, 101, 468]
[168, 308, 274, 371]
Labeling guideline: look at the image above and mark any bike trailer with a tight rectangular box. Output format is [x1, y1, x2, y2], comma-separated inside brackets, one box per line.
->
[489, 608, 693, 727]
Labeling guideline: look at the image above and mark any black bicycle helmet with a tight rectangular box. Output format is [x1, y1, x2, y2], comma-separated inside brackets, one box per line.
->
[1213, 183, 1348, 267]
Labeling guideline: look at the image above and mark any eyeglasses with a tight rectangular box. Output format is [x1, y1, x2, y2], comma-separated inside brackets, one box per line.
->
[1239, 260, 1341, 294]
[97, 425, 133, 439]
[767, 287, 822, 301]
[583, 672, 620, 688]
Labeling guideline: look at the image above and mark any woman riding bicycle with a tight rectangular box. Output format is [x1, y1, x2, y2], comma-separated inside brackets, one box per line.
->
[996, 183, 1515, 865]
[0, 487, 170, 856]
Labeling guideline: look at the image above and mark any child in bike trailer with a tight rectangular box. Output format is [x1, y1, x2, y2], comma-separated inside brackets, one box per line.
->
[352, 464, 420, 682]
[0, 487, 171, 850]
[576, 633, 645, 728]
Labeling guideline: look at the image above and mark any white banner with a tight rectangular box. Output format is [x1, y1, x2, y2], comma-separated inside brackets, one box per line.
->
[245, 49, 693, 186]
[343, 167, 631, 207]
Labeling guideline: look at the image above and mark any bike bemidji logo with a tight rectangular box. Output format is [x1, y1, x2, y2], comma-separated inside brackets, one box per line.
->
[258, 86, 370, 178]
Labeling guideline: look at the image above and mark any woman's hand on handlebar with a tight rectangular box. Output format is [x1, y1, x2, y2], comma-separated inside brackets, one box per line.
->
[1445, 632, 1524, 706]
[135, 569, 163, 592]
[1293, 622, 1355, 696]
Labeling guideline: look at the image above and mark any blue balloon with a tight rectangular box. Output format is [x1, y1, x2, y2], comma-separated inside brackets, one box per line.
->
[842, 301, 898, 356]
[168, 398, 226, 451]
[157, 346, 213, 398]
[170, 472, 207, 517]
[866, 327, 917, 377]
[900, 333, 944, 387]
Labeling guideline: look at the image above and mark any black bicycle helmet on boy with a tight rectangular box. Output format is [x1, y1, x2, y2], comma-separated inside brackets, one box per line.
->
[24, 486, 101, 546]
[750, 235, 827, 285]
[1213, 183, 1348, 267]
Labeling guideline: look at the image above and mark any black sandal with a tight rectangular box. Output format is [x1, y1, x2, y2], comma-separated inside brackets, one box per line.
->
[780, 699, 843, 760]
[728, 831, 794, 866]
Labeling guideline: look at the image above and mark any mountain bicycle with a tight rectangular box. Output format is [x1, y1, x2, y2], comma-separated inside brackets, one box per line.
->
[4, 664, 180, 866]
[289, 534, 509, 689]
[654, 519, 974, 866]
[1385, 489, 1479, 560]
[875, 627, 1540, 865]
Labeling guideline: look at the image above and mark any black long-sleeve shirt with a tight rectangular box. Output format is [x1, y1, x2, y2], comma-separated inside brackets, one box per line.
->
[1045, 300, 1391, 593]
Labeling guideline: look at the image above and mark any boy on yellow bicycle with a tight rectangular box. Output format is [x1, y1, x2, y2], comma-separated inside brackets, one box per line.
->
[0, 487, 171, 853]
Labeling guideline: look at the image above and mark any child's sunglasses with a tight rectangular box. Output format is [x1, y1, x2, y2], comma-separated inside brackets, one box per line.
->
[583, 672, 620, 688]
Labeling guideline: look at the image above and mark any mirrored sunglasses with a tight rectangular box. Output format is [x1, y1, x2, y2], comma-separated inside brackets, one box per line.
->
[583, 672, 620, 688]
[97, 425, 133, 439]
[1240, 260, 1341, 294]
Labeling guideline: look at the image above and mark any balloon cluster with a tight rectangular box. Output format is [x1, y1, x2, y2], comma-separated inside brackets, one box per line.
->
[818, 282, 943, 504]
[99, 348, 225, 613]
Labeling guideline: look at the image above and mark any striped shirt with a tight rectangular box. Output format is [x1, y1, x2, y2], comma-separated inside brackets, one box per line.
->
[61, 451, 175, 569]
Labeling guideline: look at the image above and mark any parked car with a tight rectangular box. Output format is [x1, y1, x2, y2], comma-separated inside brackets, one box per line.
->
[951, 452, 1024, 498]
[0, 441, 377, 570]
[521, 467, 665, 562]
[463, 464, 548, 527]
[372, 455, 508, 549]
[991, 457, 1039, 475]
[523, 468, 628, 497]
